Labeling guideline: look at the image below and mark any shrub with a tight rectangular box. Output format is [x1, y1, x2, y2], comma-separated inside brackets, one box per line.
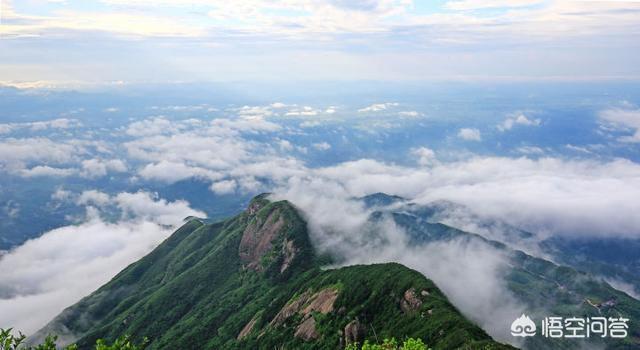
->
[0, 329, 147, 350]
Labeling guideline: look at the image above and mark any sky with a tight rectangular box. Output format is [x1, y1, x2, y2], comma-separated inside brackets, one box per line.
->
[1, 0, 640, 85]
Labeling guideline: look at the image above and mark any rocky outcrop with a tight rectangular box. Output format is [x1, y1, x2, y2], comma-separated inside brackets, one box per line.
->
[344, 319, 366, 345]
[270, 290, 313, 327]
[246, 197, 268, 215]
[270, 287, 340, 339]
[239, 209, 285, 271]
[280, 239, 297, 273]
[237, 315, 259, 340]
[302, 288, 339, 315]
[400, 288, 423, 314]
[294, 316, 319, 341]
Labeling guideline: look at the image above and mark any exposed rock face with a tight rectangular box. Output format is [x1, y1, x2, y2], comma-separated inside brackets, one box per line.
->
[280, 239, 297, 273]
[237, 315, 259, 340]
[400, 288, 422, 314]
[344, 319, 366, 345]
[270, 287, 339, 329]
[270, 291, 313, 327]
[302, 288, 339, 315]
[246, 198, 267, 215]
[294, 316, 319, 341]
[239, 209, 285, 271]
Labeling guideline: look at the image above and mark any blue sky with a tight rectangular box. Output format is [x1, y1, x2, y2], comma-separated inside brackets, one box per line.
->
[1, 0, 640, 86]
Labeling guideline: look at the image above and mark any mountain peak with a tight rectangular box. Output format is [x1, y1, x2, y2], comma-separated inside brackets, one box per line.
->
[360, 192, 407, 208]
[238, 196, 314, 277]
[31, 194, 513, 350]
[244, 193, 272, 215]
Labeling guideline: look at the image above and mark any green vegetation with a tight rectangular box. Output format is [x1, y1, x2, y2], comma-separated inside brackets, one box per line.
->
[0, 329, 146, 350]
[29, 195, 513, 349]
[390, 206, 640, 350]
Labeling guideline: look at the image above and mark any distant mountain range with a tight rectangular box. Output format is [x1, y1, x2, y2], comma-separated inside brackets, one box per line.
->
[360, 193, 640, 349]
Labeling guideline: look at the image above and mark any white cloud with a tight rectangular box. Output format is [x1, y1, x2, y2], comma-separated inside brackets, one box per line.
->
[28, 119, 82, 131]
[278, 139, 294, 151]
[565, 144, 592, 154]
[400, 239, 523, 344]
[398, 111, 422, 117]
[599, 107, 640, 143]
[236, 106, 272, 119]
[138, 160, 222, 183]
[80, 158, 127, 178]
[312, 142, 332, 151]
[262, 156, 640, 240]
[284, 106, 319, 116]
[605, 278, 639, 300]
[270, 102, 287, 109]
[0, 119, 82, 134]
[125, 117, 205, 137]
[0, 138, 85, 174]
[0, 125, 13, 134]
[411, 147, 437, 166]
[0, 219, 172, 335]
[3, 0, 640, 83]
[0, 138, 127, 179]
[444, 0, 543, 11]
[51, 188, 72, 202]
[76, 190, 112, 207]
[497, 113, 541, 132]
[457, 128, 482, 141]
[357, 102, 399, 113]
[115, 192, 204, 225]
[19, 166, 76, 178]
[210, 179, 237, 195]
[0, 192, 203, 334]
[123, 117, 284, 185]
[514, 146, 544, 155]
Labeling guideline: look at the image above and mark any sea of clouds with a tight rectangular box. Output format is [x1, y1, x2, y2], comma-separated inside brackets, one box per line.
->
[1, 103, 639, 343]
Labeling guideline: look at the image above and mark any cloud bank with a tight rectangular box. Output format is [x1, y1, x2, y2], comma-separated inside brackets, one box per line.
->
[271, 181, 525, 345]
[600, 106, 640, 143]
[122, 113, 640, 240]
[0, 192, 204, 334]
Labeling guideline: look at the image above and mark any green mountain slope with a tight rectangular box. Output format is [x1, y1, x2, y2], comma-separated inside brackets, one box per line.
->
[373, 195, 640, 350]
[31, 195, 513, 350]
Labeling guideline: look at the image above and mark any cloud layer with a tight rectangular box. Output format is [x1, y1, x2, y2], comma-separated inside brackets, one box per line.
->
[600, 106, 640, 143]
[270, 181, 524, 344]
[2, 0, 640, 82]
[0, 192, 204, 334]
[115, 114, 640, 240]
[2, 105, 640, 343]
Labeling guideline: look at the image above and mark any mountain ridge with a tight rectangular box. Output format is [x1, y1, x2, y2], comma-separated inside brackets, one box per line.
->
[365, 193, 640, 349]
[31, 194, 513, 349]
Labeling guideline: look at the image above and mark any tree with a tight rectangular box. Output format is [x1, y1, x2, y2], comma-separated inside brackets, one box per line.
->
[0, 329, 147, 350]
